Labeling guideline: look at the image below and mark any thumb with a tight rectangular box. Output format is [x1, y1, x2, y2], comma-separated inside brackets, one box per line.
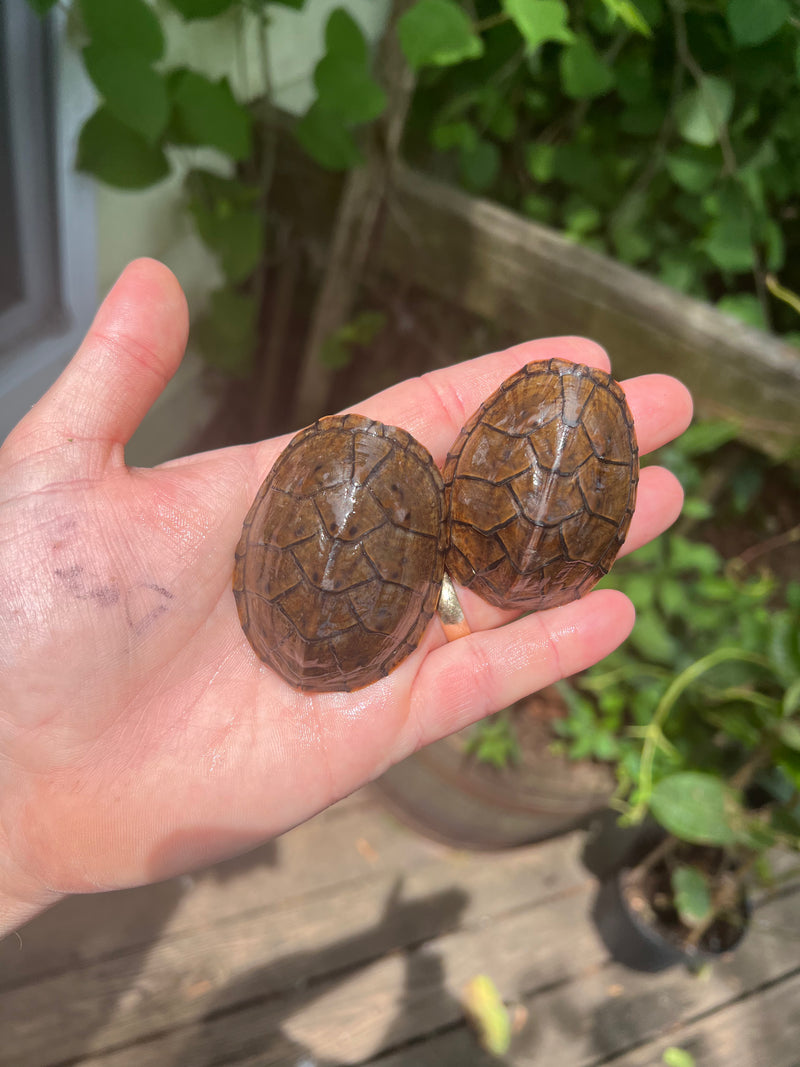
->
[8, 259, 189, 462]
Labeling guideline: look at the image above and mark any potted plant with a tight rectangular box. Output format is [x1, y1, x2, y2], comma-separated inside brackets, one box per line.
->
[591, 647, 800, 971]
[375, 687, 616, 849]
[558, 426, 800, 970]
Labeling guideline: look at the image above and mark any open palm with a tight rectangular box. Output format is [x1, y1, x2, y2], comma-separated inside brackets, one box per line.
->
[0, 259, 691, 919]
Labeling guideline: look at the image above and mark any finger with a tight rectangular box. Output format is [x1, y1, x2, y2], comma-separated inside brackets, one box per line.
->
[360, 344, 691, 463]
[620, 465, 684, 557]
[621, 373, 693, 455]
[18, 259, 188, 455]
[359, 336, 611, 458]
[405, 588, 634, 748]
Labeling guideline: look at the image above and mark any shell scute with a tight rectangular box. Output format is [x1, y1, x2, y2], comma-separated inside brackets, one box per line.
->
[444, 358, 638, 611]
[234, 414, 446, 692]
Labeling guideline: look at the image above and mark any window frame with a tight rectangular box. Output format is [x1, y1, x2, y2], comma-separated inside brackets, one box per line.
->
[0, 0, 96, 444]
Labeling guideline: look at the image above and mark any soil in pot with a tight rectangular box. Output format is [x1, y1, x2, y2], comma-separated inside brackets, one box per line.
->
[594, 841, 749, 972]
[374, 687, 615, 849]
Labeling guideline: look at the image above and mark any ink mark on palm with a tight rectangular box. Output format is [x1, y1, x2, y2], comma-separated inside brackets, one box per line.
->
[54, 566, 120, 606]
[125, 582, 175, 634]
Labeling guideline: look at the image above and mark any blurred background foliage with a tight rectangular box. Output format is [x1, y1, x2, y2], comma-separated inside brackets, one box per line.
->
[403, 0, 800, 342]
[27, 0, 800, 384]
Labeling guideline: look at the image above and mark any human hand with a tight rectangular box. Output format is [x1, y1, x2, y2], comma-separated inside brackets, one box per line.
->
[0, 259, 691, 930]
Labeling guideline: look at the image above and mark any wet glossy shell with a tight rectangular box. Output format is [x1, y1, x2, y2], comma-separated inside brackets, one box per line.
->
[234, 414, 446, 692]
[444, 358, 638, 611]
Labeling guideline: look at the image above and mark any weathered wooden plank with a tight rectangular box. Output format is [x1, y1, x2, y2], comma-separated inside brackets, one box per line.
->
[1, 791, 434, 991]
[30, 879, 800, 1067]
[267, 132, 800, 456]
[602, 968, 800, 1067]
[364, 886, 800, 1067]
[31, 881, 599, 1067]
[0, 830, 592, 1066]
[373, 166, 800, 458]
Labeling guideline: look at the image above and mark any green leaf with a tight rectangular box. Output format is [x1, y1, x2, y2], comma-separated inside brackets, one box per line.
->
[525, 142, 557, 182]
[726, 0, 788, 47]
[192, 288, 257, 378]
[188, 201, 263, 284]
[314, 58, 387, 124]
[777, 720, 800, 752]
[615, 50, 654, 104]
[465, 716, 520, 769]
[166, 0, 236, 18]
[459, 138, 500, 192]
[83, 46, 169, 144]
[600, 0, 652, 37]
[76, 107, 169, 189]
[663, 1048, 697, 1067]
[671, 865, 713, 926]
[658, 576, 692, 617]
[716, 294, 766, 329]
[477, 88, 518, 142]
[675, 76, 734, 147]
[314, 12, 387, 125]
[502, 0, 575, 50]
[325, 6, 368, 63]
[295, 101, 363, 170]
[650, 772, 740, 845]
[629, 610, 679, 665]
[665, 151, 719, 194]
[784, 679, 800, 717]
[669, 536, 722, 575]
[610, 192, 652, 264]
[703, 208, 754, 273]
[398, 0, 484, 70]
[463, 974, 512, 1056]
[560, 36, 615, 99]
[761, 217, 785, 271]
[564, 196, 602, 238]
[79, 0, 164, 61]
[319, 310, 386, 369]
[432, 121, 478, 152]
[522, 193, 554, 223]
[619, 101, 663, 136]
[677, 419, 739, 456]
[169, 71, 252, 160]
[679, 497, 712, 521]
[658, 250, 701, 294]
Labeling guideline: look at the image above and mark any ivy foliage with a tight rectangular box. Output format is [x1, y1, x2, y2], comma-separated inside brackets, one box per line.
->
[553, 426, 800, 855]
[29, 0, 800, 369]
[403, 0, 800, 340]
[35, 0, 388, 373]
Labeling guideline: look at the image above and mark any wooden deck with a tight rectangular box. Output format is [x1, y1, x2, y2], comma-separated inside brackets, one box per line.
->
[2, 790, 799, 1067]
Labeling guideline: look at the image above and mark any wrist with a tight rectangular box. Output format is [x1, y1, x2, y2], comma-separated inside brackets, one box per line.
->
[0, 831, 62, 937]
[0, 886, 55, 937]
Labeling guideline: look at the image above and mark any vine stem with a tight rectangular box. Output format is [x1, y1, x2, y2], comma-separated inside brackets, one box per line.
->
[731, 523, 800, 568]
[629, 647, 769, 823]
[766, 273, 800, 315]
[668, 0, 772, 327]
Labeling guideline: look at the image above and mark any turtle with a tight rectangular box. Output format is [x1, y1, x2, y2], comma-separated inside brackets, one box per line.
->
[444, 358, 639, 610]
[234, 359, 638, 691]
[233, 414, 446, 692]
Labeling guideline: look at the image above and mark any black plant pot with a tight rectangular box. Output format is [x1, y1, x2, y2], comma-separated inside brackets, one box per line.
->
[593, 864, 750, 973]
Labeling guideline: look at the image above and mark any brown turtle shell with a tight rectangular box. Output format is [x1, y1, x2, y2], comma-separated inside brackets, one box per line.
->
[444, 358, 639, 611]
[233, 414, 446, 692]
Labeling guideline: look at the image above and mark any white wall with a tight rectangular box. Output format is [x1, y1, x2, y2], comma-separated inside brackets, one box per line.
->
[100, 0, 390, 464]
[97, 0, 389, 301]
[1, 0, 389, 461]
